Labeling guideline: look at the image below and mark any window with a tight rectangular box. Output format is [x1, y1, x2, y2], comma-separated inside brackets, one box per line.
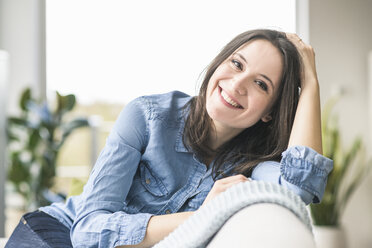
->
[47, 0, 296, 105]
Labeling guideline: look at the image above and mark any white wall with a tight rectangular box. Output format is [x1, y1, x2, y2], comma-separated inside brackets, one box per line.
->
[0, 0, 46, 114]
[0, 1, 7, 238]
[369, 51, 372, 155]
[309, 0, 372, 247]
[0, 51, 9, 237]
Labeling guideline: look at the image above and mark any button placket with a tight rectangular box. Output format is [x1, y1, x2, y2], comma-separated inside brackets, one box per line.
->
[156, 158, 207, 215]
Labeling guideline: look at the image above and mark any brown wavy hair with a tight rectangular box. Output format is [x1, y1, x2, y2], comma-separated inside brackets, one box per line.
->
[183, 29, 302, 179]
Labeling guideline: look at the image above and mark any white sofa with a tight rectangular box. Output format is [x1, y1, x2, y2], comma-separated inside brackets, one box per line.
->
[0, 204, 315, 248]
[1, 181, 315, 248]
[0, 238, 7, 248]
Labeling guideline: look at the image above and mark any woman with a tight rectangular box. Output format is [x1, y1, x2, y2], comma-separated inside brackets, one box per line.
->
[6, 29, 332, 248]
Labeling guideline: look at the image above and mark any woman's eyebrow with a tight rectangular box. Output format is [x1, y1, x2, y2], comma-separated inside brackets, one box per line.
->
[235, 52, 247, 63]
[235, 52, 275, 90]
[260, 74, 274, 90]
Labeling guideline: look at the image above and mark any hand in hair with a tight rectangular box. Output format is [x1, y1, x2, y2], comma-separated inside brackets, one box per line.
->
[286, 33, 318, 90]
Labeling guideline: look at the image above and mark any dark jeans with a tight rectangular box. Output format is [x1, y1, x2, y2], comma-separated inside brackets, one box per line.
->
[5, 210, 72, 248]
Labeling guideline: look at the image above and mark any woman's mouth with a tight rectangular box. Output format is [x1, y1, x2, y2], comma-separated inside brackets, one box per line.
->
[218, 87, 243, 109]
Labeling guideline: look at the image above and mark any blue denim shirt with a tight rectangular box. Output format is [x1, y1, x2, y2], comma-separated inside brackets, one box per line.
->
[40, 91, 333, 247]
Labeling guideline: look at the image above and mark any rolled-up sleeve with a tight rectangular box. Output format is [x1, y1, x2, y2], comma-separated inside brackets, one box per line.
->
[71, 98, 153, 247]
[251, 146, 333, 205]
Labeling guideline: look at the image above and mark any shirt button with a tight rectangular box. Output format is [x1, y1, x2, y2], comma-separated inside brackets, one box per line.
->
[145, 178, 151, 184]
[165, 209, 171, 214]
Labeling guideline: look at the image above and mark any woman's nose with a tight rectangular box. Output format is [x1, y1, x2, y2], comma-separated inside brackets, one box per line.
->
[231, 75, 247, 96]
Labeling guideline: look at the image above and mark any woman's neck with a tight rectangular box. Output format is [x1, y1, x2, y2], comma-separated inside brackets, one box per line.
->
[209, 121, 242, 150]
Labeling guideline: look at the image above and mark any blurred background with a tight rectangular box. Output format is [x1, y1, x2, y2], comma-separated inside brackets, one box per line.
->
[0, 0, 371, 247]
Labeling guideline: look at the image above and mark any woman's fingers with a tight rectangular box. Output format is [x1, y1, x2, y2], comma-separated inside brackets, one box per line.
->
[217, 174, 249, 184]
[286, 33, 318, 88]
[286, 33, 314, 59]
[286, 33, 306, 49]
[213, 175, 249, 191]
[201, 175, 252, 207]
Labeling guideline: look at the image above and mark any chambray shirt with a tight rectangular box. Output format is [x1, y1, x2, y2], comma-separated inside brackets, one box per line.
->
[40, 91, 333, 248]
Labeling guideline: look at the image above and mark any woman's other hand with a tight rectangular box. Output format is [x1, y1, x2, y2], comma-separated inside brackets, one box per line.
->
[201, 175, 251, 207]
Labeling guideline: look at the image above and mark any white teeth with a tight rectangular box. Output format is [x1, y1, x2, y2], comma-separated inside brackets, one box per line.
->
[221, 90, 240, 108]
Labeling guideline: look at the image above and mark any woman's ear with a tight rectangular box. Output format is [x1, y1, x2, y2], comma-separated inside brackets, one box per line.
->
[261, 115, 272, 123]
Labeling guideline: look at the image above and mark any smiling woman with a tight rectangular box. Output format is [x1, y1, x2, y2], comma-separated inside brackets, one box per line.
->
[6, 28, 333, 248]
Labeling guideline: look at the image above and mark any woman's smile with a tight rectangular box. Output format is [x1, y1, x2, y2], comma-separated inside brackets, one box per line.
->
[218, 86, 243, 109]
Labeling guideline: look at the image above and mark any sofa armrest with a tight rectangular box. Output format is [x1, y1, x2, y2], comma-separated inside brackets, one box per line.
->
[0, 238, 8, 248]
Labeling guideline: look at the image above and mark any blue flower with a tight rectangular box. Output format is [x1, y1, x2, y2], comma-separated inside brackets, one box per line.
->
[27, 101, 53, 124]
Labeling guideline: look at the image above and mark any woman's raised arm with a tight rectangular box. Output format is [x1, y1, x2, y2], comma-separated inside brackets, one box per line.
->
[286, 33, 323, 154]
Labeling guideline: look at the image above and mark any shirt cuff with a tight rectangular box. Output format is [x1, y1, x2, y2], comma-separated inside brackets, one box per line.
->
[251, 160, 315, 205]
[114, 213, 154, 246]
[280, 146, 333, 203]
[279, 177, 314, 205]
[72, 212, 153, 247]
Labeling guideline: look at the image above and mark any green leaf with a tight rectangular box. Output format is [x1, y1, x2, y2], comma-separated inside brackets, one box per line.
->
[63, 94, 76, 111]
[56, 91, 63, 114]
[56, 92, 76, 114]
[7, 117, 28, 126]
[342, 138, 361, 170]
[39, 156, 56, 189]
[20, 88, 32, 111]
[6, 129, 19, 141]
[8, 153, 31, 185]
[310, 201, 339, 226]
[28, 129, 41, 149]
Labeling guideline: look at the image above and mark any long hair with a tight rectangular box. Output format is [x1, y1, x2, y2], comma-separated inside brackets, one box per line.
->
[183, 29, 302, 179]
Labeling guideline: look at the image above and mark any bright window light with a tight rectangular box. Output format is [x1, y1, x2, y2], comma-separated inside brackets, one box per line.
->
[47, 0, 296, 105]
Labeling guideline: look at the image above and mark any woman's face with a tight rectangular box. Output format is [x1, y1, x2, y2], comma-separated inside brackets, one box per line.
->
[206, 39, 283, 136]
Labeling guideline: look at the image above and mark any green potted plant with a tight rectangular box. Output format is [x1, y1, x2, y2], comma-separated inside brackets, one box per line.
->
[310, 97, 371, 248]
[6, 88, 89, 210]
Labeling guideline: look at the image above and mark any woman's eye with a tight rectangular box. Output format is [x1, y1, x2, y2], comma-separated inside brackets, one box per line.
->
[231, 59, 242, 70]
[255, 80, 268, 92]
